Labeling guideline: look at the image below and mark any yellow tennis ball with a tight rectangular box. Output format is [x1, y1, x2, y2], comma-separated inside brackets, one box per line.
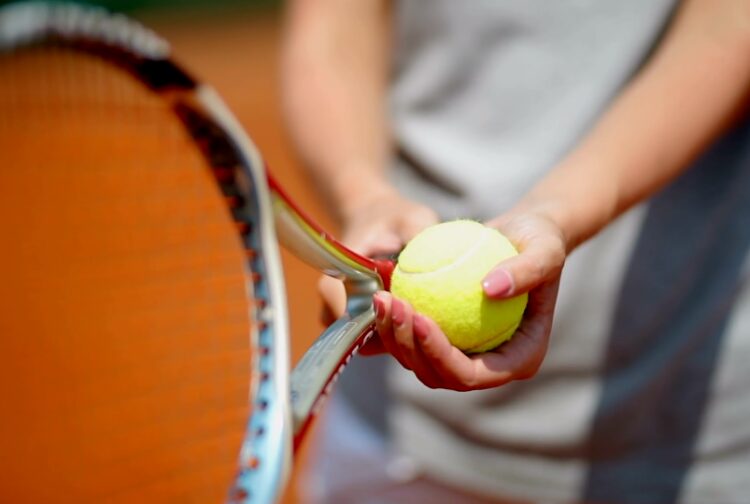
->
[390, 220, 528, 353]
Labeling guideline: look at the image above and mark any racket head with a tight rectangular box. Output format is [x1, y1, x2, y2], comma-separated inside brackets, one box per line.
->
[0, 2, 290, 502]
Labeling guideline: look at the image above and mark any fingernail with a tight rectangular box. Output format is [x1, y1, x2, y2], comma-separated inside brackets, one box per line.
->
[483, 268, 513, 297]
[413, 314, 429, 341]
[391, 299, 405, 327]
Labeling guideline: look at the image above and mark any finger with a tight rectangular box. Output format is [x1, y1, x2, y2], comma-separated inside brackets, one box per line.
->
[318, 275, 347, 321]
[525, 277, 561, 322]
[391, 299, 442, 388]
[512, 278, 560, 377]
[412, 314, 481, 391]
[345, 228, 403, 258]
[413, 280, 560, 389]
[473, 334, 544, 385]
[390, 298, 415, 361]
[373, 292, 412, 371]
[320, 304, 337, 328]
[474, 279, 560, 383]
[359, 334, 386, 355]
[359, 294, 388, 355]
[482, 234, 565, 299]
[397, 207, 439, 241]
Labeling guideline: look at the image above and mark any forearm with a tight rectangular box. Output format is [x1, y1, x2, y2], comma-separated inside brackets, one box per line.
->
[281, 0, 393, 221]
[519, 0, 750, 252]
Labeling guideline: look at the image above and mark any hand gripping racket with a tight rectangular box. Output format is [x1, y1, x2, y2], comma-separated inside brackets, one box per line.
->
[0, 3, 393, 502]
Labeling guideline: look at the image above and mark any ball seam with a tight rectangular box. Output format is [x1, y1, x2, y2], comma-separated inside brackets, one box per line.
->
[396, 227, 493, 277]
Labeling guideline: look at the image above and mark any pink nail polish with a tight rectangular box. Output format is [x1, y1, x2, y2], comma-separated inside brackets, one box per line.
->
[391, 299, 405, 326]
[483, 268, 513, 297]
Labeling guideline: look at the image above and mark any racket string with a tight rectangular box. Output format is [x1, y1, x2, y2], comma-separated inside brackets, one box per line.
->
[1, 44, 260, 502]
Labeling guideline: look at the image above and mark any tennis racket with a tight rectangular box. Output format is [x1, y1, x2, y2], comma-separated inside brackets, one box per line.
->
[0, 2, 393, 502]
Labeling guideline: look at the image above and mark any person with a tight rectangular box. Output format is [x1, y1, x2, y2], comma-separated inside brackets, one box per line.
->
[281, 0, 750, 502]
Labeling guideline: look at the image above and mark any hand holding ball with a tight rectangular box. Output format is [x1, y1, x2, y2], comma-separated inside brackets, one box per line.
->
[390, 220, 527, 353]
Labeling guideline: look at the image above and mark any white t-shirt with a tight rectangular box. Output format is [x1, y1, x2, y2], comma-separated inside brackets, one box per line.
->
[378, 1, 750, 502]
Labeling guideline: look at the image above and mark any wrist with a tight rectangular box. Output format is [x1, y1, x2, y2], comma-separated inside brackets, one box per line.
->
[513, 159, 619, 253]
[509, 197, 577, 252]
[329, 164, 396, 222]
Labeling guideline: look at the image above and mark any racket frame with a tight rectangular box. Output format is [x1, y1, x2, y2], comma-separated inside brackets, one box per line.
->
[0, 2, 392, 503]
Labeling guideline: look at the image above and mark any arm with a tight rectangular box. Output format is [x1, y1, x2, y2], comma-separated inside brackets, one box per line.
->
[282, 0, 438, 335]
[493, 0, 750, 291]
[282, 0, 437, 255]
[282, 0, 392, 223]
[376, 0, 750, 390]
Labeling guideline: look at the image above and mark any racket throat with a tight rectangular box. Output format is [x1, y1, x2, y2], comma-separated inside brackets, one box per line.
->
[289, 292, 375, 443]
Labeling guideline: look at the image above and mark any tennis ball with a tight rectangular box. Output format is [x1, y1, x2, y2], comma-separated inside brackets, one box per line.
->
[390, 220, 527, 353]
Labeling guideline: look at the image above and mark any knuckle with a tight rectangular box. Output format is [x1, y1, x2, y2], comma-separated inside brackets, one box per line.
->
[525, 242, 565, 282]
[526, 254, 549, 281]
[457, 369, 479, 390]
[548, 239, 566, 268]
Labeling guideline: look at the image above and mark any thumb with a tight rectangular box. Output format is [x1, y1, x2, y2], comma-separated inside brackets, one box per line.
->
[482, 234, 565, 299]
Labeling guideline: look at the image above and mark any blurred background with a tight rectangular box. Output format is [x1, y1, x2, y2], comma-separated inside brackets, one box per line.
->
[2, 0, 333, 501]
